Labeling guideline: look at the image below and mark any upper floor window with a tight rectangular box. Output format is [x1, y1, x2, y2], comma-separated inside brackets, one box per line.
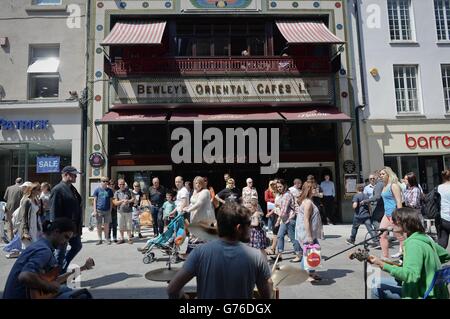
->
[393, 65, 420, 113]
[434, 0, 450, 41]
[27, 46, 60, 99]
[442, 64, 450, 112]
[387, 0, 414, 41]
[32, 0, 62, 5]
[175, 23, 266, 57]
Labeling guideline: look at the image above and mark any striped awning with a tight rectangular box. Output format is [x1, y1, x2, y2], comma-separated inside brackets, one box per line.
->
[101, 21, 167, 46]
[275, 21, 344, 44]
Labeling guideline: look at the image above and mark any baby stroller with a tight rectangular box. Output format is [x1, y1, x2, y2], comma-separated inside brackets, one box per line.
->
[140, 213, 186, 264]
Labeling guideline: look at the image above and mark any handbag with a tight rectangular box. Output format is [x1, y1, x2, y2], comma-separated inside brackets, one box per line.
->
[303, 243, 322, 271]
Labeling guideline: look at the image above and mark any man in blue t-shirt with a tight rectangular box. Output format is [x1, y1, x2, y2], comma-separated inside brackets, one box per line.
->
[93, 177, 114, 245]
[346, 184, 379, 246]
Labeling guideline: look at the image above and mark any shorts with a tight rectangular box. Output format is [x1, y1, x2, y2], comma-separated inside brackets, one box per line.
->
[96, 210, 112, 225]
[118, 212, 132, 231]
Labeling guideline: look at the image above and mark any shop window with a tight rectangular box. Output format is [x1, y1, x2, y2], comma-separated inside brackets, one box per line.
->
[393, 65, 420, 113]
[28, 45, 60, 99]
[387, 0, 414, 41]
[401, 156, 419, 180]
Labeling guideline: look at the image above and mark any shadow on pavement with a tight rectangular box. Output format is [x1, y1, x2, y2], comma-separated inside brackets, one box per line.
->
[323, 235, 342, 239]
[310, 268, 354, 286]
[82, 272, 142, 288]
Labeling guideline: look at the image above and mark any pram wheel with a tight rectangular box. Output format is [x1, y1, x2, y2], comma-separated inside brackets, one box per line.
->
[143, 252, 155, 264]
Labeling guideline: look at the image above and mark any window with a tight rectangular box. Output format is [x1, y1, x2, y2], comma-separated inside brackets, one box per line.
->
[393, 65, 420, 113]
[28, 46, 60, 99]
[32, 0, 62, 5]
[387, 0, 413, 41]
[434, 0, 450, 41]
[442, 64, 450, 112]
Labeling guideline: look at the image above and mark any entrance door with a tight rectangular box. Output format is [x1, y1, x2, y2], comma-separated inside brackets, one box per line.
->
[0, 143, 29, 192]
[419, 156, 444, 193]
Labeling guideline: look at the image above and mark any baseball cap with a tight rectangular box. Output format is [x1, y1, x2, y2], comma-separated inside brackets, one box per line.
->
[61, 166, 82, 175]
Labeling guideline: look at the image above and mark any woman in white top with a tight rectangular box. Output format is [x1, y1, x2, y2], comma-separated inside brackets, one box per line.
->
[242, 178, 258, 205]
[184, 176, 216, 226]
[437, 169, 450, 248]
[17, 182, 42, 249]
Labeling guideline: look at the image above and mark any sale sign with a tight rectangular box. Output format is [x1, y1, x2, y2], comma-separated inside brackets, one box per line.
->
[36, 156, 60, 173]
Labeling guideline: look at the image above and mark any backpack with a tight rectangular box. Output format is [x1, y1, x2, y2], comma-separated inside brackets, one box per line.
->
[421, 187, 441, 219]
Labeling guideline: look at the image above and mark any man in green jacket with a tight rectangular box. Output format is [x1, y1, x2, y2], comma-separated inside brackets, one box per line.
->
[369, 207, 450, 299]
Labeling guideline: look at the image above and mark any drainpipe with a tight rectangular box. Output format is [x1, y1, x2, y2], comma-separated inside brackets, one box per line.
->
[353, 0, 367, 183]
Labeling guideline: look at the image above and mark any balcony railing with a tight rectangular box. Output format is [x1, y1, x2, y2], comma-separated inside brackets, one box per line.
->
[109, 56, 331, 76]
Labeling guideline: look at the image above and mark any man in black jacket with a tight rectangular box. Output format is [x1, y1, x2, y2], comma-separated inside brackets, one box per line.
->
[50, 166, 83, 274]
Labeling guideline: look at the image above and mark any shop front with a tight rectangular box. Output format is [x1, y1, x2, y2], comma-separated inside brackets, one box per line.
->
[364, 121, 450, 192]
[0, 105, 82, 192]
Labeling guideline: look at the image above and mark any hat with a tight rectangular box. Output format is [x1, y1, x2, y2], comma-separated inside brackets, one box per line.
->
[61, 166, 82, 175]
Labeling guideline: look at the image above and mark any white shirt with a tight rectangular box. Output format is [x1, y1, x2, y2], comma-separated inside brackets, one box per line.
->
[176, 187, 189, 212]
[289, 186, 300, 198]
[363, 184, 375, 198]
[438, 183, 450, 222]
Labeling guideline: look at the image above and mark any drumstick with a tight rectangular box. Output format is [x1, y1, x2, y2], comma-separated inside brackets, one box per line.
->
[271, 254, 281, 273]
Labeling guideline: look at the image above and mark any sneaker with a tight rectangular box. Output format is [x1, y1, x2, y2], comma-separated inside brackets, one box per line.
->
[96, 240, 103, 245]
[345, 238, 355, 245]
[138, 233, 143, 239]
[116, 239, 125, 244]
[290, 256, 302, 263]
[6, 250, 20, 258]
[391, 252, 402, 259]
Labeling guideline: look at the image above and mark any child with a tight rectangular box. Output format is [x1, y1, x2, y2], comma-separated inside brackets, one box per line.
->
[162, 191, 177, 229]
[346, 184, 379, 246]
[245, 198, 267, 256]
[131, 181, 143, 239]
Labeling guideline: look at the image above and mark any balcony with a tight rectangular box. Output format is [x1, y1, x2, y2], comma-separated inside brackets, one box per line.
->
[109, 56, 332, 77]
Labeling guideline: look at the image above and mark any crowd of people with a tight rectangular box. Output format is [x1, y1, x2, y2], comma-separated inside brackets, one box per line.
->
[1, 165, 449, 299]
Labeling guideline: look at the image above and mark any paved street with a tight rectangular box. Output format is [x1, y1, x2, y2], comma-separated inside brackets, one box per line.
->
[1, 224, 447, 299]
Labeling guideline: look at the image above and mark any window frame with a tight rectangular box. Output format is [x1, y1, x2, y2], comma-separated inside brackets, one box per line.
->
[442, 64, 450, 113]
[28, 45, 60, 100]
[387, 0, 415, 42]
[434, 0, 450, 41]
[393, 64, 422, 114]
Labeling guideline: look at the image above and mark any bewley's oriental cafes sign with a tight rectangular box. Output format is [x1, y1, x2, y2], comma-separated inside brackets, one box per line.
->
[114, 77, 333, 105]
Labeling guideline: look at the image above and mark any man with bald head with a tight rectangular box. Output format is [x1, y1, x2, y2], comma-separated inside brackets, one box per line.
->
[149, 177, 167, 236]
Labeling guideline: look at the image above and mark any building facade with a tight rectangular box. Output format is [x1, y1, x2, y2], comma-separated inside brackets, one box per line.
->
[350, 0, 450, 192]
[87, 0, 358, 221]
[0, 0, 86, 192]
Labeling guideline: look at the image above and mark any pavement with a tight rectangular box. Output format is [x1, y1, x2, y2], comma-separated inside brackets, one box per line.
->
[0, 224, 448, 299]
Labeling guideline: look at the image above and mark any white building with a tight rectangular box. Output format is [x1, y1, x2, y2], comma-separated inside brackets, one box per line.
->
[0, 0, 86, 191]
[350, 0, 450, 191]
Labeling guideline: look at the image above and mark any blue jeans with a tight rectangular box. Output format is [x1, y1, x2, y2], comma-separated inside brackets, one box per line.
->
[371, 276, 402, 299]
[56, 286, 92, 299]
[55, 235, 82, 274]
[277, 220, 301, 254]
[350, 216, 379, 243]
[267, 215, 276, 231]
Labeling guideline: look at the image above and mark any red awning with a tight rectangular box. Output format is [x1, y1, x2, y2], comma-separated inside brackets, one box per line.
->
[101, 21, 166, 46]
[95, 111, 168, 124]
[169, 110, 284, 123]
[275, 21, 344, 44]
[279, 108, 352, 122]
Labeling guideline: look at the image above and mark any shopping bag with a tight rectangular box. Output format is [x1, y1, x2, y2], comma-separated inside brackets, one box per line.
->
[303, 243, 322, 271]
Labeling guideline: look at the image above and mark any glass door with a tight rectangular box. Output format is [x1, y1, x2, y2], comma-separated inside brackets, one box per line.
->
[0, 143, 29, 192]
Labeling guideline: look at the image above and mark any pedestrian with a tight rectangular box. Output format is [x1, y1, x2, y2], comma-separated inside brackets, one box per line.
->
[403, 172, 423, 210]
[108, 180, 118, 243]
[39, 182, 52, 223]
[113, 178, 134, 244]
[288, 178, 302, 199]
[379, 167, 403, 260]
[437, 169, 450, 248]
[185, 181, 193, 200]
[131, 181, 143, 239]
[365, 171, 385, 231]
[369, 208, 450, 299]
[17, 182, 42, 249]
[307, 175, 324, 224]
[216, 178, 241, 205]
[273, 179, 302, 263]
[204, 177, 218, 210]
[264, 180, 277, 232]
[246, 198, 267, 257]
[162, 191, 177, 227]
[50, 166, 83, 274]
[167, 202, 273, 299]
[224, 173, 231, 185]
[184, 176, 216, 225]
[92, 176, 114, 245]
[149, 177, 167, 236]
[242, 178, 258, 206]
[345, 184, 379, 246]
[320, 174, 336, 225]
[3, 218, 93, 299]
[3, 177, 24, 241]
[295, 181, 324, 281]
[363, 174, 377, 198]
